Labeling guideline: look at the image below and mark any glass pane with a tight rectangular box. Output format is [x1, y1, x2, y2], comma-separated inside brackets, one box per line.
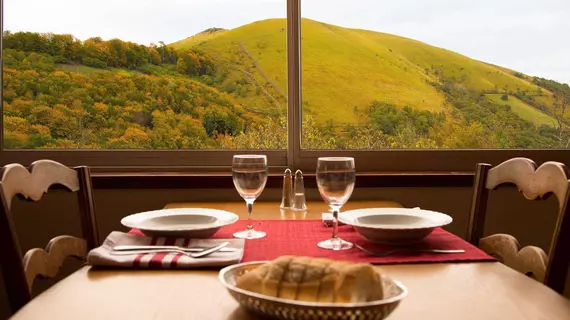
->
[2, 0, 287, 149]
[301, 0, 569, 149]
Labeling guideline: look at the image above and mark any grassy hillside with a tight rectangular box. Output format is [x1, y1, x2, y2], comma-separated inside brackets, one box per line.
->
[486, 94, 557, 127]
[58, 63, 144, 77]
[56, 63, 102, 75]
[171, 18, 554, 126]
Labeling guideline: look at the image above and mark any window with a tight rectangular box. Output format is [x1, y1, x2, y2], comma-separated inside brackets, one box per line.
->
[2, 0, 569, 171]
[301, 0, 570, 150]
[2, 0, 287, 152]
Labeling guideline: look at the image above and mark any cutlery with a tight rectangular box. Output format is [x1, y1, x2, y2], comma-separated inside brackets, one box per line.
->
[354, 244, 465, 257]
[111, 249, 206, 256]
[111, 242, 231, 258]
[191, 241, 230, 258]
[113, 244, 237, 253]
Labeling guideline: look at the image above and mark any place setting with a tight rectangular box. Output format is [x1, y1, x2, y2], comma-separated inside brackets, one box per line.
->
[87, 206, 244, 268]
[87, 154, 268, 269]
[206, 156, 493, 264]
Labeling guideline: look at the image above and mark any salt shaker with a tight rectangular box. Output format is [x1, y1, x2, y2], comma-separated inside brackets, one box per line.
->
[292, 169, 307, 211]
[280, 169, 293, 209]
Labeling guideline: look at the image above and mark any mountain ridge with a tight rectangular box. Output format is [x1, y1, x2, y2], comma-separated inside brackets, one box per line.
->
[170, 18, 556, 125]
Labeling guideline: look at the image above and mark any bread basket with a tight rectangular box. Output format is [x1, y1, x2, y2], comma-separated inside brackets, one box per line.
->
[219, 261, 407, 320]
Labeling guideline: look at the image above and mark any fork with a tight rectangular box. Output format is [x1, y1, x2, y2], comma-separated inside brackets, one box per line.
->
[111, 242, 230, 258]
[113, 244, 237, 253]
[354, 243, 465, 257]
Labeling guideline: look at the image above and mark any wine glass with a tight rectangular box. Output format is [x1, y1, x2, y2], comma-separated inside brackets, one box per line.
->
[232, 155, 268, 239]
[316, 157, 356, 250]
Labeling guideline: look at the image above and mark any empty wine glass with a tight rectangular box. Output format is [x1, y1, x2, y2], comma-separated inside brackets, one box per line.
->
[316, 157, 356, 250]
[232, 155, 268, 239]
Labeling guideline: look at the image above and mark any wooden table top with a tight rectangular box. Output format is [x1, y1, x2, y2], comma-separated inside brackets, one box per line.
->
[12, 201, 570, 320]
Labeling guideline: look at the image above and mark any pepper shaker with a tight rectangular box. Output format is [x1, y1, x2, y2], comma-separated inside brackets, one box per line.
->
[280, 169, 294, 209]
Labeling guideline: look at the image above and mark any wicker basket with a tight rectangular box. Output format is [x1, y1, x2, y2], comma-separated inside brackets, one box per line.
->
[219, 261, 407, 320]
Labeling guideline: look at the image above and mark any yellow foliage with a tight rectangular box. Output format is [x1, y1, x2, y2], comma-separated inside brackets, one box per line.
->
[52, 71, 70, 79]
[4, 116, 30, 133]
[93, 102, 109, 115]
[30, 124, 51, 136]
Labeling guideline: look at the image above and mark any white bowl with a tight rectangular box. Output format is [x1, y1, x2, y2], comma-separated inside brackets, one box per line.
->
[339, 208, 453, 245]
[121, 208, 239, 238]
[219, 261, 407, 320]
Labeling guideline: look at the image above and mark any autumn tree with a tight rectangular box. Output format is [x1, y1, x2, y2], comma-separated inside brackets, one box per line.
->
[176, 57, 188, 74]
[176, 49, 215, 76]
[553, 90, 570, 147]
[148, 45, 161, 65]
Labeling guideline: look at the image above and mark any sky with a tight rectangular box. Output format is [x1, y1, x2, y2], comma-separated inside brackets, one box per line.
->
[3, 0, 569, 84]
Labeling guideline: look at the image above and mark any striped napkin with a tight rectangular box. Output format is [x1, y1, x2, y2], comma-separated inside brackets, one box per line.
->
[87, 231, 244, 269]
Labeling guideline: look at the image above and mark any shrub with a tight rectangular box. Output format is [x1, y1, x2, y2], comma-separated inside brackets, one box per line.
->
[224, 82, 236, 93]
[82, 57, 107, 69]
[513, 71, 525, 79]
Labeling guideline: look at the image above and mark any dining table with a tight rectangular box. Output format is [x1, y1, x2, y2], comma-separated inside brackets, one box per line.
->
[10, 200, 570, 320]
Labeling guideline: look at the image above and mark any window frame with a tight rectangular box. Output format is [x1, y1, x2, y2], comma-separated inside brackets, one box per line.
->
[1, 0, 569, 172]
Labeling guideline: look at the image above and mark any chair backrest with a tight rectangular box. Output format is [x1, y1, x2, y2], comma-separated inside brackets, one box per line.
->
[0, 160, 99, 313]
[467, 157, 570, 294]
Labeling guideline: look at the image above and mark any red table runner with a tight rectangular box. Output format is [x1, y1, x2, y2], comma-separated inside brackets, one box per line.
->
[130, 220, 494, 264]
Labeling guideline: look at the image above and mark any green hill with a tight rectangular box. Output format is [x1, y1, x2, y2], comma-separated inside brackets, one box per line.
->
[171, 18, 555, 126]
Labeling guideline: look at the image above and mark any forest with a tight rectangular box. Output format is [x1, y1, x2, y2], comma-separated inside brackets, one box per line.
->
[2, 31, 252, 149]
[2, 28, 570, 150]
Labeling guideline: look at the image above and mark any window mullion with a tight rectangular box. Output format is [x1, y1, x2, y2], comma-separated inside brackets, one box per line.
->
[286, 0, 302, 170]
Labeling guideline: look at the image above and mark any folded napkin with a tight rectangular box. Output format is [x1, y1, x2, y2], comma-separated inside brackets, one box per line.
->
[87, 231, 244, 269]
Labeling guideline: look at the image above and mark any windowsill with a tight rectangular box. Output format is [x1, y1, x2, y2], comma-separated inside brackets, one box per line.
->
[91, 171, 474, 189]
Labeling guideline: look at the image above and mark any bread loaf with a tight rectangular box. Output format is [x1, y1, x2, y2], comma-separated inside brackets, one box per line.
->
[235, 256, 385, 303]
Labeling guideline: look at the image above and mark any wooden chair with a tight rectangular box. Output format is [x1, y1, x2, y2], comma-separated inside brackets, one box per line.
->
[468, 157, 570, 294]
[0, 160, 99, 313]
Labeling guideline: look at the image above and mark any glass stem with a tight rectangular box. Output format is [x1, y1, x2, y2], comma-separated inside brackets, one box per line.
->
[332, 209, 339, 240]
[246, 200, 254, 230]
